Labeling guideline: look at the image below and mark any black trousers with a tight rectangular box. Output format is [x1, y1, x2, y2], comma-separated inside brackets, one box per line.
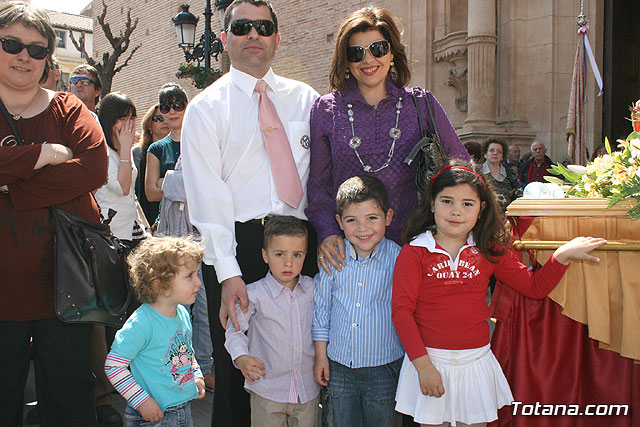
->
[203, 220, 318, 427]
[0, 318, 95, 427]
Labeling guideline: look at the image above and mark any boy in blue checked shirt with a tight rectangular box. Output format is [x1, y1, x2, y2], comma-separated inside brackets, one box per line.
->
[224, 215, 320, 427]
[312, 175, 404, 427]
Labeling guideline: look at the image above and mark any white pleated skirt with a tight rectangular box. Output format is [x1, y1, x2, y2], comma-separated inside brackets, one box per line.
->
[395, 344, 513, 426]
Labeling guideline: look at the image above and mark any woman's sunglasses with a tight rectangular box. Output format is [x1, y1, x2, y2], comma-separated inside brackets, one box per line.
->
[0, 37, 49, 60]
[228, 19, 275, 37]
[159, 101, 187, 114]
[151, 115, 165, 123]
[346, 39, 390, 63]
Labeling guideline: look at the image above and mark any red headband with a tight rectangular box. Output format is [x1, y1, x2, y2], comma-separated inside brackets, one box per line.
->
[429, 165, 487, 191]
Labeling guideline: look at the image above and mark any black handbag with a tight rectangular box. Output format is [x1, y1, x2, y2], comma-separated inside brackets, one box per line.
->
[404, 88, 449, 200]
[0, 99, 132, 327]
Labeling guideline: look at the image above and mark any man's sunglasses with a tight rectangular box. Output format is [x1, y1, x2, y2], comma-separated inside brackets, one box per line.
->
[70, 76, 95, 86]
[0, 37, 49, 60]
[159, 101, 187, 114]
[228, 19, 275, 37]
[151, 115, 165, 123]
[346, 40, 390, 63]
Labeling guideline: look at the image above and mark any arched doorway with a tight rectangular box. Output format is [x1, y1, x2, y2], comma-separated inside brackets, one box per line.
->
[603, 0, 640, 142]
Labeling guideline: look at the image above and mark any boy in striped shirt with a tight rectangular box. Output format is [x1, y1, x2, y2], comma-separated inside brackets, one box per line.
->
[312, 176, 404, 427]
[224, 215, 320, 426]
[105, 236, 206, 425]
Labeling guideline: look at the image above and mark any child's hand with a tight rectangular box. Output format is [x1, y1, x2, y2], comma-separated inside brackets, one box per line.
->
[138, 397, 164, 422]
[236, 355, 266, 382]
[195, 377, 206, 399]
[554, 236, 607, 265]
[314, 353, 330, 386]
[412, 355, 445, 397]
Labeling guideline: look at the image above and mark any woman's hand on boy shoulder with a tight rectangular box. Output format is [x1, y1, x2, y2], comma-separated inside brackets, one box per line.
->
[236, 355, 266, 382]
[554, 236, 607, 265]
[138, 397, 164, 422]
[318, 234, 346, 275]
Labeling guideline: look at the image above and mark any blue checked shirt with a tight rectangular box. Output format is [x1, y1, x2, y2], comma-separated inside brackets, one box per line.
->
[312, 237, 404, 368]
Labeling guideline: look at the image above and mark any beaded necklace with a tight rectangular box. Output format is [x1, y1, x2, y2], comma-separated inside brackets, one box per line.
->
[347, 96, 403, 173]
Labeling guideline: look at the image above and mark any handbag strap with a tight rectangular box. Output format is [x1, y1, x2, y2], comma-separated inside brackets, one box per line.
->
[404, 88, 441, 166]
[421, 88, 441, 143]
[0, 99, 24, 146]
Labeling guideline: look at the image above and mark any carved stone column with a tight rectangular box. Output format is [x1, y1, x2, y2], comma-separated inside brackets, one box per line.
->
[463, 0, 499, 131]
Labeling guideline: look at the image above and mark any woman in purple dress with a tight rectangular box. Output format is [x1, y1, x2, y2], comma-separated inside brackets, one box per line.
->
[306, 6, 469, 272]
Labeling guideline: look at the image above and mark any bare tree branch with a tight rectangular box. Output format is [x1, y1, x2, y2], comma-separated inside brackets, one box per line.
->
[67, 0, 141, 95]
[113, 43, 141, 74]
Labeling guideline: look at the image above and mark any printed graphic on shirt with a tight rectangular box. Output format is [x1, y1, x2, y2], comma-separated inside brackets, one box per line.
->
[162, 331, 195, 392]
[425, 247, 485, 287]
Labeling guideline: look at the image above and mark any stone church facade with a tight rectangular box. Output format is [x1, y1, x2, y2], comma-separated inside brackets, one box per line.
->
[88, 0, 636, 162]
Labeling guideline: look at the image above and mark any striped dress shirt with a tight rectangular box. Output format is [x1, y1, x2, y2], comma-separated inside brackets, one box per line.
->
[224, 273, 320, 404]
[312, 237, 404, 368]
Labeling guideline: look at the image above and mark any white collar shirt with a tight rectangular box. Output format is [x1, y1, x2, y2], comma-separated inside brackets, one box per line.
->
[181, 66, 319, 281]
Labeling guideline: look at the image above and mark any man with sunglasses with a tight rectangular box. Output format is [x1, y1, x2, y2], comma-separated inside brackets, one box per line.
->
[69, 64, 102, 112]
[181, 1, 320, 426]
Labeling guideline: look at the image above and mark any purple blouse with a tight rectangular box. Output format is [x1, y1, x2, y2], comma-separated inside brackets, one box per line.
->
[305, 76, 470, 245]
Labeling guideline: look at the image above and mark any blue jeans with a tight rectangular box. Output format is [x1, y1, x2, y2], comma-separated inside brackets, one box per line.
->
[327, 358, 402, 427]
[124, 402, 193, 427]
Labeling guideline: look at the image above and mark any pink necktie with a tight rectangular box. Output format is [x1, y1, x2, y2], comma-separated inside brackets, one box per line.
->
[255, 80, 303, 209]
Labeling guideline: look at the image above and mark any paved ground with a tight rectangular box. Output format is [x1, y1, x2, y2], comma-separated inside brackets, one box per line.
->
[22, 361, 213, 426]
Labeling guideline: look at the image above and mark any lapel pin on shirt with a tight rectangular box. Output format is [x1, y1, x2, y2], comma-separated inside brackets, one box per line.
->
[300, 135, 310, 149]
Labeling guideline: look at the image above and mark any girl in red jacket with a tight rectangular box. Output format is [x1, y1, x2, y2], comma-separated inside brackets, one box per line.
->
[392, 160, 606, 427]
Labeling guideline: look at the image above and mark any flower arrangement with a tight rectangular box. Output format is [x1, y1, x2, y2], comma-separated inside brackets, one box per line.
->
[547, 101, 640, 218]
[176, 63, 223, 89]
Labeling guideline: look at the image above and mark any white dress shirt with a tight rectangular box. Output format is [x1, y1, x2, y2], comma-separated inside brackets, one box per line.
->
[181, 66, 319, 282]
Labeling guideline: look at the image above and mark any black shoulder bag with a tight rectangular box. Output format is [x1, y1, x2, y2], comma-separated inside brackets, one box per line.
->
[0, 99, 132, 327]
[404, 88, 449, 201]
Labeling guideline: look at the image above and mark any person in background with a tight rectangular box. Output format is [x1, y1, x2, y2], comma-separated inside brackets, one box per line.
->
[306, 6, 470, 276]
[181, 1, 320, 425]
[505, 143, 521, 173]
[589, 142, 607, 162]
[41, 54, 60, 90]
[69, 63, 102, 113]
[145, 84, 187, 215]
[464, 141, 482, 166]
[480, 138, 522, 213]
[519, 140, 555, 185]
[134, 104, 169, 225]
[95, 92, 149, 252]
[0, 3, 107, 425]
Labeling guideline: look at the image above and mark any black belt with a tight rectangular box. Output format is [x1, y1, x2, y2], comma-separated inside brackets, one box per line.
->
[240, 216, 310, 227]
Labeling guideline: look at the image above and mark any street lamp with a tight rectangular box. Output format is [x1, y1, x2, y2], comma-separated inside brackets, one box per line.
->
[172, 1, 232, 72]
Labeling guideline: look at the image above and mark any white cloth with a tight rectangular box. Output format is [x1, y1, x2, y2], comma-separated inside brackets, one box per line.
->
[94, 146, 144, 240]
[395, 345, 513, 426]
[181, 66, 319, 282]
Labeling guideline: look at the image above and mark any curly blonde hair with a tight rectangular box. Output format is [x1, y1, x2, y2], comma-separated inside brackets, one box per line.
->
[127, 236, 204, 303]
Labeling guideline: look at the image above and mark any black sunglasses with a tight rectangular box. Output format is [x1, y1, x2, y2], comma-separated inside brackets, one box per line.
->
[151, 114, 165, 123]
[346, 40, 390, 63]
[0, 37, 49, 60]
[159, 101, 187, 114]
[228, 19, 275, 37]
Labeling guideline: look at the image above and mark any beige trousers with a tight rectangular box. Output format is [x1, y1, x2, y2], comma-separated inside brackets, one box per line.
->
[250, 392, 320, 427]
